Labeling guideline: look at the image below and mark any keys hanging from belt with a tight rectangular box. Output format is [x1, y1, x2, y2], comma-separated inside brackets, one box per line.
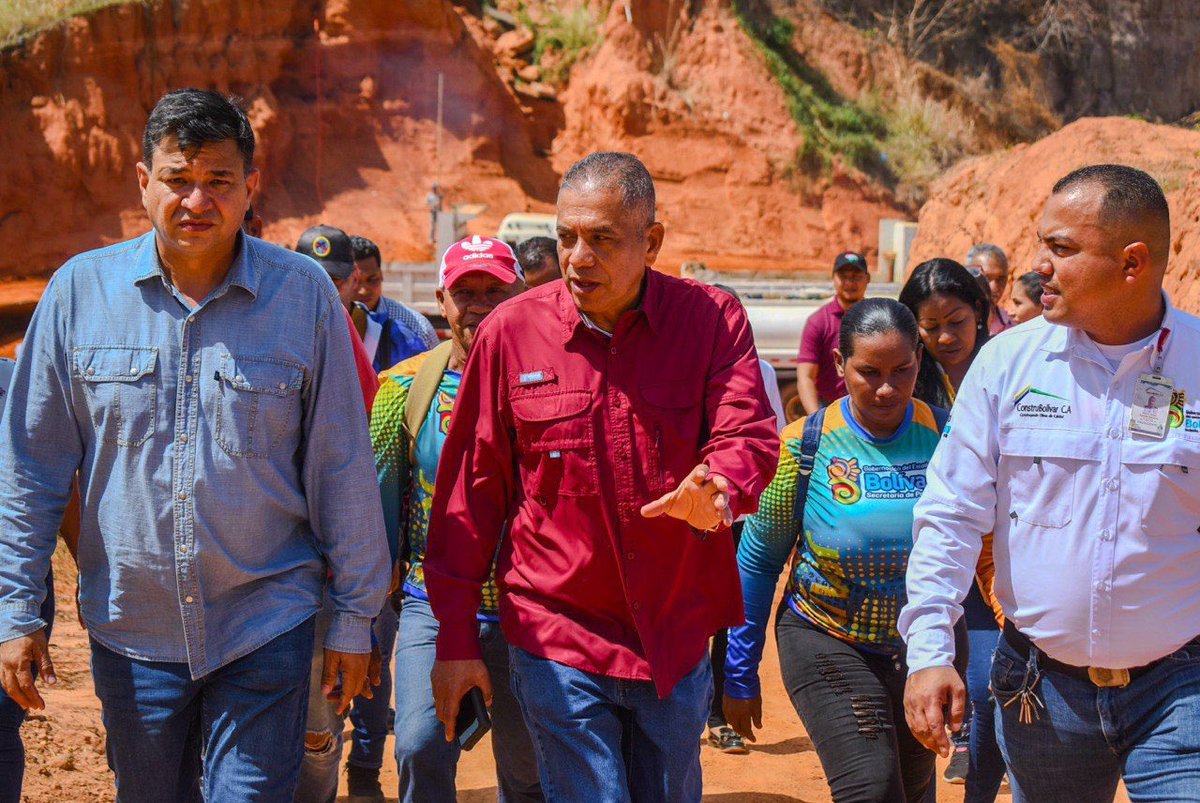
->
[1002, 651, 1046, 725]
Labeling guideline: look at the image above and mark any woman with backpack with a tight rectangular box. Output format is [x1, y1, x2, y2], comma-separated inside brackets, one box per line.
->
[722, 298, 955, 803]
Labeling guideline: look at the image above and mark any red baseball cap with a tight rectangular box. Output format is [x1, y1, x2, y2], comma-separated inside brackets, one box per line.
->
[438, 235, 524, 289]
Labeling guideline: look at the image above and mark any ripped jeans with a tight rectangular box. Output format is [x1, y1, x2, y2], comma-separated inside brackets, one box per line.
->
[295, 601, 365, 803]
[776, 607, 963, 803]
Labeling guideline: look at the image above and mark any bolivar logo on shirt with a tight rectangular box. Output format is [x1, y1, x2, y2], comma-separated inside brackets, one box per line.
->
[861, 461, 928, 499]
[827, 457, 927, 503]
[1012, 384, 1072, 419]
[827, 457, 862, 505]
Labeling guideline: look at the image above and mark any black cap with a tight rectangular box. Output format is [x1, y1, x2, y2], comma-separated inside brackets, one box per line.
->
[296, 225, 355, 280]
[833, 251, 868, 273]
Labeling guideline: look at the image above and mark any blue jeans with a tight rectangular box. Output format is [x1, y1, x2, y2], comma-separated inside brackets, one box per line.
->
[90, 614, 314, 803]
[992, 631, 1200, 802]
[393, 597, 542, 803]
[508, 645, 711, 803]
[964, 626, 1004, 803]
[0, 572, 52, 803]
[347, 598, 399, 771]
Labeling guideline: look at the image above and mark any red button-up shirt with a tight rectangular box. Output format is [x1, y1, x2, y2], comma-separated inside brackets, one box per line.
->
[425, 270, 779, 696]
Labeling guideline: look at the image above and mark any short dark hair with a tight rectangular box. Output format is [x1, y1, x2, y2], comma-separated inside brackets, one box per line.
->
[839, 298, 919, 359]
[351, 235, 381, 265]
[559, 152, 656, 228]
[1052, 164, 1170, 254]
[142, 89, 255, 172]
[1016, 271, 1046, 305]
[515, 236, 558, 273]
[899, 258, 992, 409]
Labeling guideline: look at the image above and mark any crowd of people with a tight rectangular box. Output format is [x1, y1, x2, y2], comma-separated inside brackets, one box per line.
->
[0, 87, 1196, 803]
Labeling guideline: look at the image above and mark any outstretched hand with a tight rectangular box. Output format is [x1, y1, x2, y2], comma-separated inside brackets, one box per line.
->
[640, 464, 733, 532]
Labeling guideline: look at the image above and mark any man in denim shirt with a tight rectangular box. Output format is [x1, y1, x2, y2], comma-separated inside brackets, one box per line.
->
[0, 90, 390, 801]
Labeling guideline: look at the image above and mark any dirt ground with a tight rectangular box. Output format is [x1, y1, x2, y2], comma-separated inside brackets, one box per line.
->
[20, 551, 1129, 803]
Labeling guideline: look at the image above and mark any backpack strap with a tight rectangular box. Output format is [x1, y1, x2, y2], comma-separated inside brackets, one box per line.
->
[930, 403, 950, 435]
[792, 405, 826, 527]
[403, 340, 454, 465]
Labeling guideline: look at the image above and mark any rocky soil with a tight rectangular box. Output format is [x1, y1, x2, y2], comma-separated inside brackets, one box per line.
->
[910, 116, 1200, 313]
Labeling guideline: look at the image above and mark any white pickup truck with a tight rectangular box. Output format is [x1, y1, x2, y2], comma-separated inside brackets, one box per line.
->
[382, 262, 900, 423]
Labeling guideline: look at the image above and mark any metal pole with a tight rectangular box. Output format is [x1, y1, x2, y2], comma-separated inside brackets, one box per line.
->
[314, 16, 323, 208]
[435, 71, 444, 187]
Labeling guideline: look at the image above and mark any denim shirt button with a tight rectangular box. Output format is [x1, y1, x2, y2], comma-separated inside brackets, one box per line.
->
[184, 596, 194, 604]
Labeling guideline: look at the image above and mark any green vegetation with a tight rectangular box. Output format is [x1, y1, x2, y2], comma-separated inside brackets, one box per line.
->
[521, 4, 600, 85]
[732, 1, 887, 176]
[0, 0, 138, 48]
[871, 89, 974, 204]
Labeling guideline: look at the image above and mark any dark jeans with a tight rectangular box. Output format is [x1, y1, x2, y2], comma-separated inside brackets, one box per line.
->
[776, 607, 966, 803]
[953, 584, 1005, 803]
[0, 571, 52, 803]
[91, 615, 314, 803]
[347, 597, 399, 771]
[509, 646, 711, 803]
[708, 521, 742, 729]
[993, 629, 1200, 802]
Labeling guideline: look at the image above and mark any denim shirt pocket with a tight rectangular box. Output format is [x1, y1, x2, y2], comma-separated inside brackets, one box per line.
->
[214, 354, 305, 459]
[72, 346, 159, 447]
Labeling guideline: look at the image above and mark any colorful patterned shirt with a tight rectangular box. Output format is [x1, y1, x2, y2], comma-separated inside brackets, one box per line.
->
[725, 397, 943, 697]
[371, 352, 499, 619]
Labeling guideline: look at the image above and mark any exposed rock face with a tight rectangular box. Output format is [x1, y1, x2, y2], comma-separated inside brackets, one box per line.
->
[1047, 0, 1200, 122]
[909, 116, 1200, 314]
[0, 0, 913, 280]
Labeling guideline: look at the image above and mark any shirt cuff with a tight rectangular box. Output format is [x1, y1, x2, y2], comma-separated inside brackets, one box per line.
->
[904, 626, 957, 675]
[323, 612, 374, 654]
[435, 618, 483, 661]
[0, 603, 48, 644]
[723, 676, 761, 700]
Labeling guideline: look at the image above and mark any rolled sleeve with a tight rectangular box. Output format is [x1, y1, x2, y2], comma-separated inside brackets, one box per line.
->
[0, 273, 79, 643]
[700, 296, 779, 517]
[899, 357, 1000, 673]
[302, 300, 391, 654]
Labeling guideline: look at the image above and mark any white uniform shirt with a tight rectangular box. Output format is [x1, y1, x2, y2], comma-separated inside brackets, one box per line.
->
[900, 296, 1200, 672]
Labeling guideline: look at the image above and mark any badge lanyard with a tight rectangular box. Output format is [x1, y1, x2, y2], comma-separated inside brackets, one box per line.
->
[1129, 327, 1173, 439]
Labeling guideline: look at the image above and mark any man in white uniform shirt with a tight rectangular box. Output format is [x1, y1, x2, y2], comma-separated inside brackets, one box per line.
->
[900, 164, 1200, 802]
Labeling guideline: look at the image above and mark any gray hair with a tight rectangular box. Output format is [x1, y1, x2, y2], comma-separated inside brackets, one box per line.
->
[559, 152, 656, 228]
[965, 243, 1008, 270]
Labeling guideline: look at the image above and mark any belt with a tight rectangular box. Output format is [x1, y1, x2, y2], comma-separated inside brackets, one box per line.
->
[1001, 622, 1160, 688]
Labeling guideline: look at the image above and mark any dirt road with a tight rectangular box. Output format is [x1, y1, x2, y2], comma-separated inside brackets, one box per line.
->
[21, 551, 1128, 802]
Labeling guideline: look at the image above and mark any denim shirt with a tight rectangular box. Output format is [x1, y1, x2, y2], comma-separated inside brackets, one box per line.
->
[0, 231, 390, 678]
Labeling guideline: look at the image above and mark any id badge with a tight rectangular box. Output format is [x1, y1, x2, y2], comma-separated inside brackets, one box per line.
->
[1129, 373, 1174, 439]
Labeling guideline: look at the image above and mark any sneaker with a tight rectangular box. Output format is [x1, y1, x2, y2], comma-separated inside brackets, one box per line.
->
[943, 746, 969, 785]
[707, 726, 749, 755]
[345, 764, 385, 803]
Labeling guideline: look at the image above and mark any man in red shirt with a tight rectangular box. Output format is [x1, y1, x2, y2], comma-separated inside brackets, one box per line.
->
[795, 251, 870, 415]
[424, 152, 778, 801]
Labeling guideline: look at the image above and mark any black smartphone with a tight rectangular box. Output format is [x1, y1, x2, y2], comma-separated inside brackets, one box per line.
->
[455, 686, 492, 751]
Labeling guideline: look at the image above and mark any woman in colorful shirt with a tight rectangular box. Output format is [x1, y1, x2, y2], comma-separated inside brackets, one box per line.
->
[900, 258, 1005, 801]
[723, 299, 954, 802]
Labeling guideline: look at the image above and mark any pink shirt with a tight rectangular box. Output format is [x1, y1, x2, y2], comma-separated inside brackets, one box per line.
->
[797, 298, 847, 402]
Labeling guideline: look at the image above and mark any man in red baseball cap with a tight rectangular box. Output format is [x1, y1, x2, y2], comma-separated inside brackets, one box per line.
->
[436, 235, 526, 369]
[368, 234, 540, 802]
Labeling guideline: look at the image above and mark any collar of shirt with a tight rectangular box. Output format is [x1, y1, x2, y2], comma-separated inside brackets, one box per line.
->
[558, 268, 662, 342]
[1041, 292, 1178, 372]
[131, 231, 261, 303]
